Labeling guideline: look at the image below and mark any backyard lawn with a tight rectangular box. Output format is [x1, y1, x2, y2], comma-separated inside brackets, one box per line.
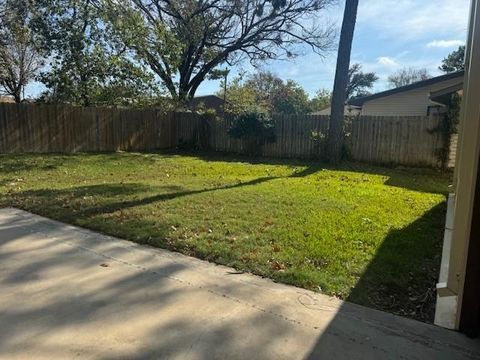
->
[0, 152, 451, 322]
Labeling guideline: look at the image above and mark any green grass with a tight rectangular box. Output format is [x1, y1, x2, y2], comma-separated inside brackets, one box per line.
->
[0, 152, 451, 322]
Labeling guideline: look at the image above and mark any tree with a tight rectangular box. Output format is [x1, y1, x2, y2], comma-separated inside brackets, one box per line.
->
[208, 68, 230, 113]
[387, 67, 431, 88]
[346, 63, 378, 99]
[309, 89, 331, 112]
[245, 72, 310, 114]
[33, 0, 158, 106]
[220, 75, 264, 115]
[439, 45, 465, 73]
[220, 71, 311, 115]
[245, 72, 285, 100]
[0, 0, 43, 103]
[107, 0, 335, 103]
[328, 0, 359, 163]
[217, 72, 257, 115]
[270, 80, 311, 114]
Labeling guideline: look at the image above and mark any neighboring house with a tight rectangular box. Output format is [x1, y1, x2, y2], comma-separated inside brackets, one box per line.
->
[430, 84, 464, 105]
[0, 96, 15, 103]
[189, 95, 225, 114]
[310, 105, 361, 116]
[348, 71, 464, 116]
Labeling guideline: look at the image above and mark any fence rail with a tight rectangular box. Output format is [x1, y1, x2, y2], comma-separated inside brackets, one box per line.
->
[0, 103, 449, 168]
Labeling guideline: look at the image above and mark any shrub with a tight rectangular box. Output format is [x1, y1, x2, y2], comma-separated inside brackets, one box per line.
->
[228, 111, 276, 155]
[429, 93, 461, 169]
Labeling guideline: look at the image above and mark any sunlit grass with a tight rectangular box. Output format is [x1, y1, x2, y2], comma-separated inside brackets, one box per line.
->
[0, 152, 451, 322]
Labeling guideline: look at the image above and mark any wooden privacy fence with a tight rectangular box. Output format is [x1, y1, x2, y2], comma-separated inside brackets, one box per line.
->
[0, 103, 449, 168]
[209, 114, 446, 167]
[210, 114, 330, 159]
[0, 103, 200, 153]
[350, 115, 445, 167]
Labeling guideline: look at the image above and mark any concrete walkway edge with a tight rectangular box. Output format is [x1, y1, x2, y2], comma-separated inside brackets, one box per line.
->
[0, 208, 479, 359]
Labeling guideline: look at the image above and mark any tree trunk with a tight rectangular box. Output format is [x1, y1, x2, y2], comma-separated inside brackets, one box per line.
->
[328, 0, 359, 163]
[13, 93, 22, 103]
[178, 89, 190, 106]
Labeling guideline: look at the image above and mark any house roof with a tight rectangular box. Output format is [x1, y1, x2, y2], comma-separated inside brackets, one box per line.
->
[430, 83, 464, 105]
[189, 95, 225, 113]
[348, 70, 465, 106]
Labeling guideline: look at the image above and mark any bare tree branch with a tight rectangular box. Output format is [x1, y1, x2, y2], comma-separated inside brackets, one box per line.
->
[107, 0, 336, 102]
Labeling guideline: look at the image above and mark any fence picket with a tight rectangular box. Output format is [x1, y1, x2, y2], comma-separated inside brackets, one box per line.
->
[0, 103, 449, 168]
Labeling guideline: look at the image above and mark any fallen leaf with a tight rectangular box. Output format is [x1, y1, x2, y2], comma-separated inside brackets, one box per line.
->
[270, 260, 286, 271]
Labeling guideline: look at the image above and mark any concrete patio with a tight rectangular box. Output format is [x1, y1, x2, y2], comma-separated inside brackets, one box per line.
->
[0, 208, 479, 359]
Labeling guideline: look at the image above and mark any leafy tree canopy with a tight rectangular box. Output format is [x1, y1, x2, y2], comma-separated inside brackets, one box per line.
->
[346, 63, 378, 99]
[33, 0, 159, 106]
[271, 80, 311, 114]
[220, 71, 311, 115]
[439, 45, 465, 73]
[309, 89, 331, 112]
[0, 0, 43, 102]
[219, 75, 263, 115]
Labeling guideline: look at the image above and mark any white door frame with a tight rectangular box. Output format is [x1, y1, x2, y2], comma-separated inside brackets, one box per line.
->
[435, 0, 480, 331]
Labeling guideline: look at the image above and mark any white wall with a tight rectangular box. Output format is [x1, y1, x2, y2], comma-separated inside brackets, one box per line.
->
[311, 105, 361, 116]
[361, 78, 463, 116]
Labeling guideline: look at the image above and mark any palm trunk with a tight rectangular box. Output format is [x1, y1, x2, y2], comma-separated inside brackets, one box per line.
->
[328, 0, 359, 163]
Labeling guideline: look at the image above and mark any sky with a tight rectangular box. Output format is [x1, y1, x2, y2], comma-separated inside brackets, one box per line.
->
[26, 0, 471, 99]
[197, 0, 471, 97]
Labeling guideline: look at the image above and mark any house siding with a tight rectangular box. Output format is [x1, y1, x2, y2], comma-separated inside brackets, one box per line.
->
[361, 78, 463, 116]
[311, 105, 361, 116]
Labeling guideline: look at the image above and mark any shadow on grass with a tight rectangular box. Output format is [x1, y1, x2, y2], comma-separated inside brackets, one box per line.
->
[303, 202, 450, 359]
[1, 151, 451, 324]
[1, 193, 478, 358]
[347, 202, 447, 323]
[0, 150, 451, 194]
[7, 179, 447, 323]
[12, 176, 278, 219]
[0, 154, 73, 173]
[177, 150, 451, 194]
